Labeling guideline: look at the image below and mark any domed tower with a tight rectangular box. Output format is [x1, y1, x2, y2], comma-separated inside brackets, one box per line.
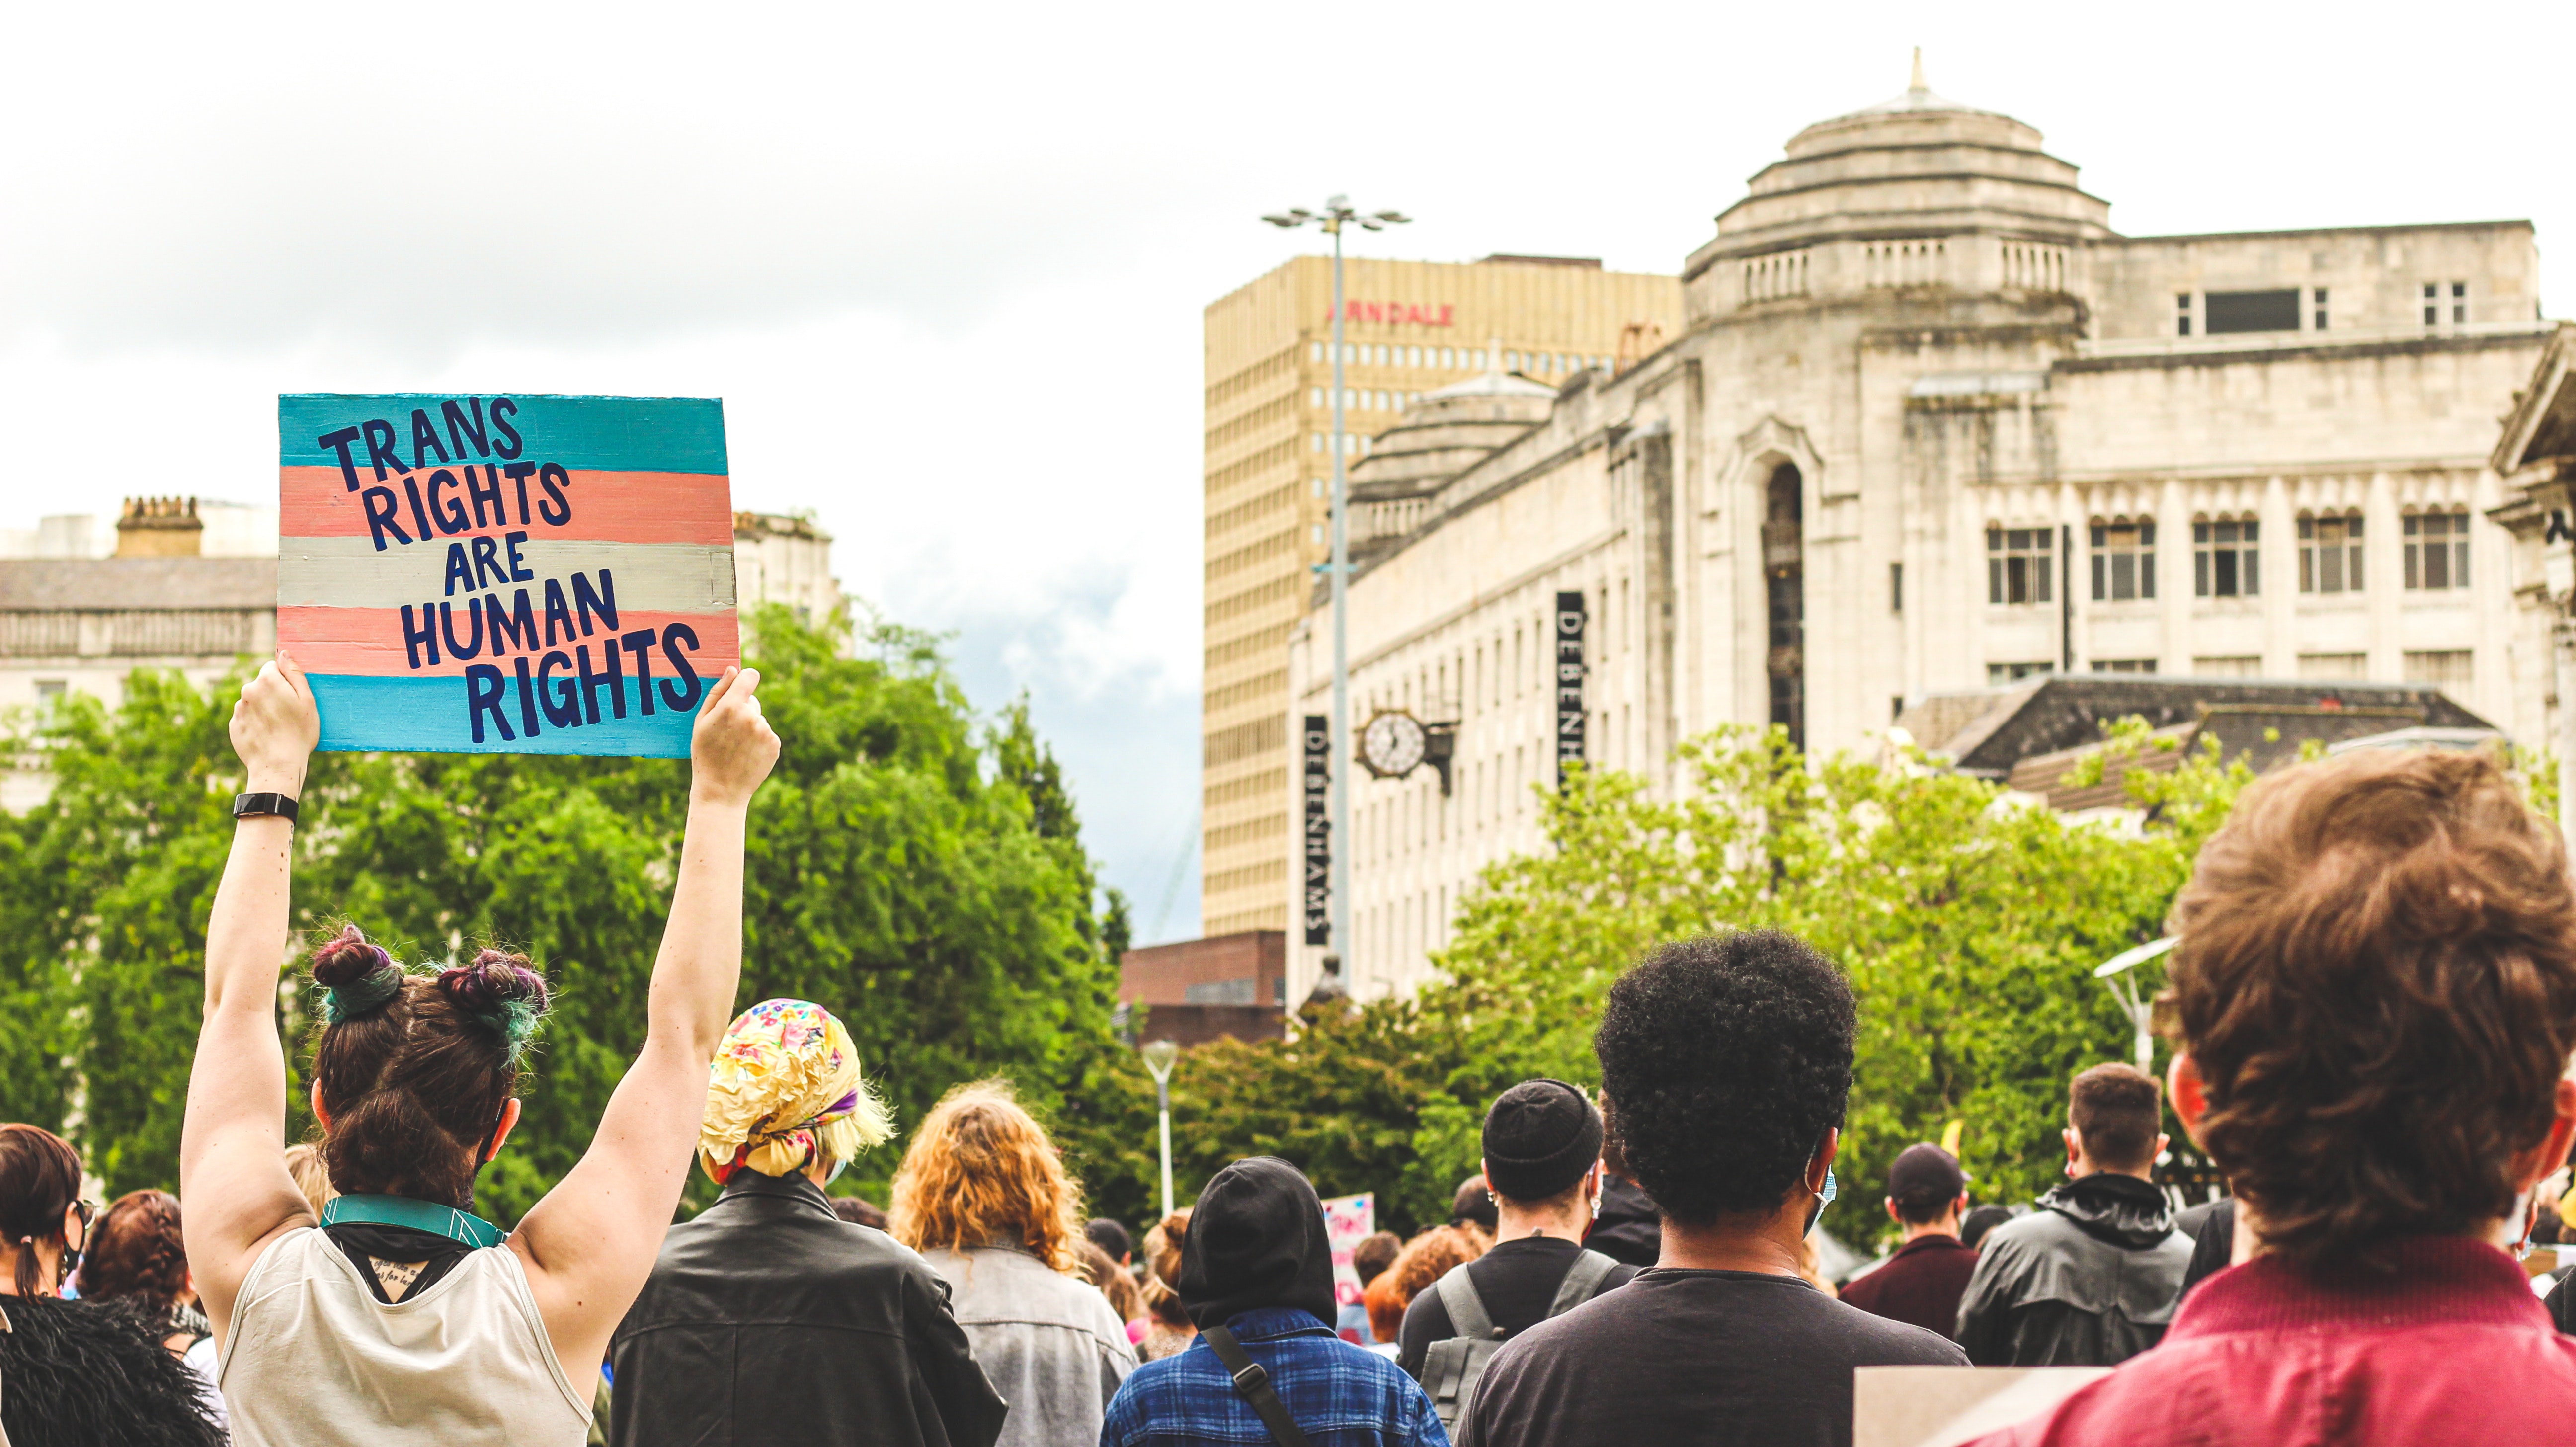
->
[1344, 360, 1557, 573]
[1683, 54, 2115, 325]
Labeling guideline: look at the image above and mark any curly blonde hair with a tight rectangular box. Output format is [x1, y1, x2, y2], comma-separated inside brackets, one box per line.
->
[889, 1080, 1085, 1274]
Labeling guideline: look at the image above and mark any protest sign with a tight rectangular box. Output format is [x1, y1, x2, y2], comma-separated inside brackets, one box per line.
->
[1320, 1191, 1375, 1309]
[278, 394, 738, 758]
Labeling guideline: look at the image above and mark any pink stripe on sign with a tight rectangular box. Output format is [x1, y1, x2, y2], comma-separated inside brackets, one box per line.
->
[279, 466, 737, 546]
[279, 606, 738, 679]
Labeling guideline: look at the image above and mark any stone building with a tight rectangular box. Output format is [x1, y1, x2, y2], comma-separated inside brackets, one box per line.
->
[2491, 321, 2576, 831]
[1199, 254, 1683, 939]
[1282, 67, 2556, 1001]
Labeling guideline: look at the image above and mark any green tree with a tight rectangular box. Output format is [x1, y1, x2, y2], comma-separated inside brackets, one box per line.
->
[5, 607, 1125, 1218]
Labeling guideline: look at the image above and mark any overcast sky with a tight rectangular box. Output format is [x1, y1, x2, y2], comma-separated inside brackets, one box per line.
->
[4, 1, 2569, 943]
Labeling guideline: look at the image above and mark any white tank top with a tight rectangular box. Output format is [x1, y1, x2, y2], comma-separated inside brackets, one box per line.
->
[219, 1226, 591, 1447]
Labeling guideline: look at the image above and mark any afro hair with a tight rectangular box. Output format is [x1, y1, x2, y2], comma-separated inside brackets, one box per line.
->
[1594, 930, 1855, 1226]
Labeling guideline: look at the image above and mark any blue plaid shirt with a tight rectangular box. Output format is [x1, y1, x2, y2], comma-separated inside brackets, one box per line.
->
[1101, 1307, 1452, 1447]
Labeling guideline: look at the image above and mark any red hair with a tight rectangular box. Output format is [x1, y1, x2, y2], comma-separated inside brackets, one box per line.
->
[888, 1081, 1084, 1273]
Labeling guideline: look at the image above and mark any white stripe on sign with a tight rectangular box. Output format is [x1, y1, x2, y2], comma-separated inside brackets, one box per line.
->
[278, 537, 739, 611]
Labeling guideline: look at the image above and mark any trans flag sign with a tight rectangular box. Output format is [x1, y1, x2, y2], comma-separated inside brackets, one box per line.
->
[278, 394, 739, 758]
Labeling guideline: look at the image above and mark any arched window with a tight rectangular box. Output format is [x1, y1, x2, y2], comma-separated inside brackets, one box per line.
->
[2089, 516, 2156, 602]
[2298, 510, 2364, 594]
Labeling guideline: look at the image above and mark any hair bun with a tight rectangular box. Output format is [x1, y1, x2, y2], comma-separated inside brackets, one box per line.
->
[437, 949, 552, 1063]
[311, 926, 405, 1022]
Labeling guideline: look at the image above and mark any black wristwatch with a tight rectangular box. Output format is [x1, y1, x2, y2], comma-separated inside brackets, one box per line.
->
[233, 792, 301, 824]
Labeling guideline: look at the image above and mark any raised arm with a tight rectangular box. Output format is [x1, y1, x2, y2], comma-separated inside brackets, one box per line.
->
[181, 653, 323, 1340]
[511, 665, 778, 1382]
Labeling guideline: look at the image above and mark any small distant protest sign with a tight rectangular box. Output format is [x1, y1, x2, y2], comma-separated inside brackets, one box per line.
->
[277, 394, 738, 758]
[1321, 1191, 1375, 1310]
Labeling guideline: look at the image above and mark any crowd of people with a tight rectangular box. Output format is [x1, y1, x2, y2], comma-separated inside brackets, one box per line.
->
[6, 656, 2576, 1445]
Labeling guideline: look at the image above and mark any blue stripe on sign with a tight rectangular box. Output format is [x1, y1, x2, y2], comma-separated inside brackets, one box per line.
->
[310, 673, 693, 758]
[279, 394, 728, 476]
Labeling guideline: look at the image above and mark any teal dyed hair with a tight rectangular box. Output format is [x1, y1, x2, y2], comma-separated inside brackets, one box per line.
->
[436, 949, 554, 1066]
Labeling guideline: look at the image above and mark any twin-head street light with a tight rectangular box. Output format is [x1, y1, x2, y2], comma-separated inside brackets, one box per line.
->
[1261, 197, 1409, 996]
[2093, 936, 2177, 1072]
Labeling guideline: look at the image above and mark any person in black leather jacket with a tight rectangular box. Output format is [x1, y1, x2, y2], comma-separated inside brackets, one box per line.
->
[1953, 1063, 2192, 1366]
[607, 1000, 1006, 1447]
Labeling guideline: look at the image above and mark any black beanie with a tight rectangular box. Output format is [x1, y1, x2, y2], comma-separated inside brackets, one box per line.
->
[1176, 1156, 1338, 1330]
[1481, 1078, 1604, 1203]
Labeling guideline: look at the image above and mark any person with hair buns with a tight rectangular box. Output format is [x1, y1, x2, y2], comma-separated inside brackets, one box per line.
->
[0, 1124, 225, 1447]
[608, 999, 1004, 1447]
[179, 650, 780, 1447]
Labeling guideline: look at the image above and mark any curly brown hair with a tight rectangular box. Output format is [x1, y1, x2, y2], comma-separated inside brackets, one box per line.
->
[2161, 748, 2576, 1265]
[1364, 1223, 1489, 1343]
[888, 1080, 1085, 1273]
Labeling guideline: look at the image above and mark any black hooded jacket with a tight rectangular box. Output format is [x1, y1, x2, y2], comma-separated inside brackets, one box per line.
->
[1176, 1155, 1339, 1330]
[1953, 1173, 2193, 1366]
[1587, 1174, 1662, 1269]
[608, 1171, 1008, 1447]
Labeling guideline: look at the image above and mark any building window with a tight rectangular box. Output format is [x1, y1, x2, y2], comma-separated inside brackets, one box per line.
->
[1310, 342, 1325, 362]
[2193, 518, 2259, 598]
[2204, 289, 2301, 334]
[2453, 281, 2467, 324]
[2298, 511, 2364, 594]
[2313, 287, 2329, 331]
[1987, 661, 2055, 685]
[1987, 526, 2054, 605]
[2404, 649, 2474, 689]
[2089, 518, 2156, 602]
[2090, 658, 2158, 674]
[2403, 509, 2470, 590]
[2297, 653, 2368, 681]
[2423, 282, 2467, 327]
[1890, 561, 1903, 613]
[2176, 293, 2193, 337]
[34, 680, 66, 703]
[2192, 655, 2262, 677]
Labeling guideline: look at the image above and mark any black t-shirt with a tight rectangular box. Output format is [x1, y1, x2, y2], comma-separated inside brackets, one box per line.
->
[2177, 1197, 2237, 1300]
[1459, 1266, 1967, 1447]
[1396, 1236, 1640, 1375]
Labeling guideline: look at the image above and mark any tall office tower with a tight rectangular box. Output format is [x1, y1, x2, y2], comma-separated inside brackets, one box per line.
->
[1198, 254, 1680, 938]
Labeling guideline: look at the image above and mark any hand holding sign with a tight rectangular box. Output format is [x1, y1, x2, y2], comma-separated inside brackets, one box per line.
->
[689, 667, 780, 808]
[278, 393, 739, 759]
[231, 651, 321, 793]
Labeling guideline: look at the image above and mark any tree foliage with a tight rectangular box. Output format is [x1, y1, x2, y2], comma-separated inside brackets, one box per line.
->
[3, 608, 1123, 1219]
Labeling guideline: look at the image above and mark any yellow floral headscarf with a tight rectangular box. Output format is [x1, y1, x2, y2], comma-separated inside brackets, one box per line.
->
[698, 999, 894, 1184]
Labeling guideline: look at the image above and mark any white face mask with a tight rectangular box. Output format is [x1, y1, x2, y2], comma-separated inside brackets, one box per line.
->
[824, 1154, 850, 1187]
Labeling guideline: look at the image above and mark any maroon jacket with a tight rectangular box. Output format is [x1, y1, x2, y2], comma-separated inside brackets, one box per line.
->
[1839, 1232, 1978, 1338]
[1965, 1235, 2576, 1447]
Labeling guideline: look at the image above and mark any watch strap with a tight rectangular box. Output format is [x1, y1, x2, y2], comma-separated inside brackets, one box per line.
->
[233, 792, 301, 823]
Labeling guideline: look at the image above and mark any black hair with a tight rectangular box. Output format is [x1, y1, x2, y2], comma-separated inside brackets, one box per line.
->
[1594, 930, 1855, 1226]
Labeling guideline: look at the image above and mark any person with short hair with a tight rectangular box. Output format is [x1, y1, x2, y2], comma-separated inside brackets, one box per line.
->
[609, 999, 1003, 1447]
[1100, 1157, 1449, 1447]
[1450, 1175, 1499, 1235]
[891, 1080, 1135, 1447]
[1458, 931, 1965, 1447]
[1340, 1230, 1401, 1343]
[1958, 1204, 2014, 1251]
[1966, 749, 2576, 1446]
[1089, 1217, 1135, 1267]
[1837, 1143, 1976, 1337]
[1399, 1081, 1640, 1430]
[1953, 1063, 2189, 1366]
[182, 653, 781, 1447]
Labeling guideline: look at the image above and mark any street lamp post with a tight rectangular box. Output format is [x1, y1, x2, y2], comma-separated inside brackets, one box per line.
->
[1261, 197, 1409, 992]
[1140, 1038, 1181, 1218]
[2093, 937, 2177, 1072]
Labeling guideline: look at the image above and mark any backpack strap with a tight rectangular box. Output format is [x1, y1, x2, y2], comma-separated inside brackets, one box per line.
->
[1200, 1324, 1313, 1447]
[1434, 1261, 1499, 1342]
[1545, 1249, 1620, 1319]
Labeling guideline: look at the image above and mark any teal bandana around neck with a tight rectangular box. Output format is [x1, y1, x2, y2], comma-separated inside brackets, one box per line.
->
[322, 1194, 508, 1250]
